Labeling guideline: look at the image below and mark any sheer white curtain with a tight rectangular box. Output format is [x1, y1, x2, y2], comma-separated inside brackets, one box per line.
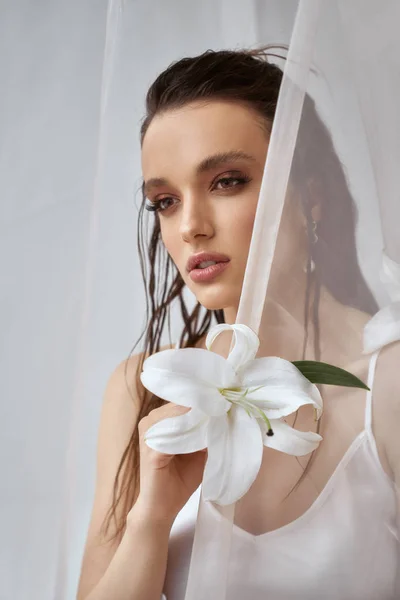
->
[0, 2, 298, 599]
[3, 1, 400, 599]
[0, 2, 107, 598]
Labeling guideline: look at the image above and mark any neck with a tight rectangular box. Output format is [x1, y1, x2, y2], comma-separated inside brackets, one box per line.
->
[221, 279, 369, 365]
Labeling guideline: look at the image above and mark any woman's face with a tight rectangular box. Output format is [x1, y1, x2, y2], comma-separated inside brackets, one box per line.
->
[141, 100, 269, 316]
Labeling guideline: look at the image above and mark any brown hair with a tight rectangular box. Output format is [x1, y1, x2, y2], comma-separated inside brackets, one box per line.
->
[101, 47, 378, 542]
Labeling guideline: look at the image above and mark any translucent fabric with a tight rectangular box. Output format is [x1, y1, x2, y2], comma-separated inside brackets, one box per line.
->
[181, 1, 400, 599]
[0, 2, 112, 598]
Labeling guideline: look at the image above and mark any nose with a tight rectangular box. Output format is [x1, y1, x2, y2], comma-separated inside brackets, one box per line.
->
[179, 196, 214, 243]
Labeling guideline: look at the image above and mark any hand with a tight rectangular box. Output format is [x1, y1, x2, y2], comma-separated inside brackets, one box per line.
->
[131, 402, 207, 525]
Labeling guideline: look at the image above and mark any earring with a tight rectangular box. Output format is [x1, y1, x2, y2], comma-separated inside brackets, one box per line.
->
[304, 220, 318, 273]
[305, 257, 316, 273]
[311, 219, 319, 244]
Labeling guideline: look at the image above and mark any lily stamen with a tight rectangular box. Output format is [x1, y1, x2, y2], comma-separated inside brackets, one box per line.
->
[220, 387, 274, 436]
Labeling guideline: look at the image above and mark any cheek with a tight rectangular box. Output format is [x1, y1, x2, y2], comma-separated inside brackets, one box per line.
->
[160, 223, 184, 265]
[226, 200, 258, 250]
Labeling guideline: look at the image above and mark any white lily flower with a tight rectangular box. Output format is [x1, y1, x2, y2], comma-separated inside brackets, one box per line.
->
[141, 323, 323, 506]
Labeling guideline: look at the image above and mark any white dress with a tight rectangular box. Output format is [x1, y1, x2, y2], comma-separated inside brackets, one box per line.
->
[162, 351, 399, 599]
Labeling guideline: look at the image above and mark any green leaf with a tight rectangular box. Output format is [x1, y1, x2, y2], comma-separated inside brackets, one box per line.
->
[292, 360, 370, 390]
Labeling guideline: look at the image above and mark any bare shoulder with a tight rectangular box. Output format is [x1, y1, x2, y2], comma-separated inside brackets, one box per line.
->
[371, 342, 400, 481]
[373, 341, 400, 413]
[103, 353, 144, 415]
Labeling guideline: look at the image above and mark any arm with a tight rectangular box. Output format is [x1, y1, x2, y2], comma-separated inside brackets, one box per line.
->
[84, 500, 172, 600]
[76, 356, 170, 600]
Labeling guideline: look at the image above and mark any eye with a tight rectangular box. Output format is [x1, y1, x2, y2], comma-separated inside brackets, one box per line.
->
[145, 196, 179, 213]
[212, 173, 251, 191]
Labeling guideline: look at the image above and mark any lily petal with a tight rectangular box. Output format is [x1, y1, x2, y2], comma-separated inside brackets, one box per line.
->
[263, 419, 322, 456]
[202, 405, 264, 505]
[144, 408, 209, 454]
[141, 348, 234, 416]
[241, 356, 323, 418]
[143, 347, 237, 388]
[206, 323, 260, 371]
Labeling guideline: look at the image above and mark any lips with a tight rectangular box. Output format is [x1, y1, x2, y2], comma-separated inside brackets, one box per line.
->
[186, 252, 231, 284]
[186, 252, 230, 273]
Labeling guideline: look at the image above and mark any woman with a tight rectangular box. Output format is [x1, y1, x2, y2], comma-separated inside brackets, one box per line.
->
[77, 49, 399, 600]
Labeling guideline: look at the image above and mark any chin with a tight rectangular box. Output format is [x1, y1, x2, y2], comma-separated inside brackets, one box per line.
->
[193, 285, 239, 313]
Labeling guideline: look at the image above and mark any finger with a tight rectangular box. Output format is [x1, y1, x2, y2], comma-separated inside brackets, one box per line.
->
[139, 404, 191, 435]
[148, 403, 190, 423]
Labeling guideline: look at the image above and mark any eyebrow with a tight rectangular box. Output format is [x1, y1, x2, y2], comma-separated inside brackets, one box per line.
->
[143, 150, 256, 196]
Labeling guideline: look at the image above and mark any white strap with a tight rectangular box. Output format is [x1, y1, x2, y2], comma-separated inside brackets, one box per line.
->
[364, 350, 380, 432]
